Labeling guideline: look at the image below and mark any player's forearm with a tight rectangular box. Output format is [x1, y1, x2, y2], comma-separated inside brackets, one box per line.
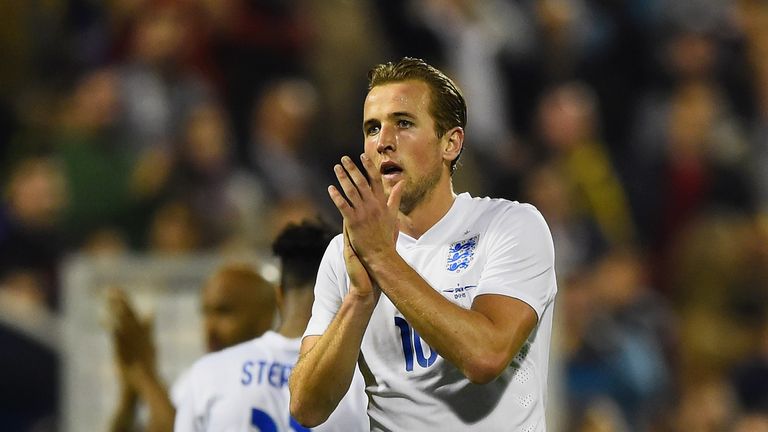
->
[131, 368, 176, 432]
[289, 292, 374, 427]
[366, 251, 519, 383]
[108, 388, 138, 432]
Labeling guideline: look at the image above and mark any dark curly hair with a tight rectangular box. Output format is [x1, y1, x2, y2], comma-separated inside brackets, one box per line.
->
[271, 219, 339, 291]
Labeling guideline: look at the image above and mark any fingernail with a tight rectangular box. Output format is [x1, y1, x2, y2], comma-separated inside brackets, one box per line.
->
[360, 154, 368, 161]
[342, 156, 351, 164]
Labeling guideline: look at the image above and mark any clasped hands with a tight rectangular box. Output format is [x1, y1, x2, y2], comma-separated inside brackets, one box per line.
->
[106, 287, 159, 387]
[328, 154, 404, 298]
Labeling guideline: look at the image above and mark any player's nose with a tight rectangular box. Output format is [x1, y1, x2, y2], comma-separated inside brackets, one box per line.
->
[376, 123, 397, 154]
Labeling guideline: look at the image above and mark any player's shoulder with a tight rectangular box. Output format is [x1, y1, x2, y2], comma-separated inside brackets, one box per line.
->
[320, 232, 344, 257]
[461, 193, 545, 225]
[329, 232, 344, 248]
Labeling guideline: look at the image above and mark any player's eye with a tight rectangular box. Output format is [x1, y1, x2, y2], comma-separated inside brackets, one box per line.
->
[397, 119, 413, 128]
[365, 124, 381, 136]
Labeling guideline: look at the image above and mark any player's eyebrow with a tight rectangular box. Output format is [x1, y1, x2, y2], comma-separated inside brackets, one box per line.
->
[389, 111, 415, 120]
[364, 111, 414, 125]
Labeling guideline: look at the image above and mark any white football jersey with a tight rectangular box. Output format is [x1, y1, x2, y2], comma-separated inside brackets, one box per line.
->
[174, 331, 369, 432]
[305, 193, 558, 431]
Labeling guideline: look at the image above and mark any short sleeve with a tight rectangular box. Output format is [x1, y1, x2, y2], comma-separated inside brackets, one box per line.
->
[475, 204, 557, 320]
[303, 234, 347, 338]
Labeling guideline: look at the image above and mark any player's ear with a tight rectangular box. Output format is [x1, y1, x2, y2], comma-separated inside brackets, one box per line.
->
[442, 127, 464, 164]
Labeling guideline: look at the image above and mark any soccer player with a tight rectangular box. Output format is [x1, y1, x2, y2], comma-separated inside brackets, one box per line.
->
[289, 58, 558, 431]
[174, 220, 369, 431]
[108, 264, 276, 432]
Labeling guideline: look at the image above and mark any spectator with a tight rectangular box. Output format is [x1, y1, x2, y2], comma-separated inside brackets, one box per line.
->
[114, 0, 212, 154]
[167, 101, 267, 250]
[564, 248, 675, 430]
[0, 155, 68, 310]
[53, 68, 151, 247]
[522, 161, 606, 280]
[246, 78, 336, 223]
[534, 82, 636, 247]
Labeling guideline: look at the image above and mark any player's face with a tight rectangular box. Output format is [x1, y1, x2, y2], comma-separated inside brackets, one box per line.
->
[363, 80, 447, 215]
[201, 280, 272, 352]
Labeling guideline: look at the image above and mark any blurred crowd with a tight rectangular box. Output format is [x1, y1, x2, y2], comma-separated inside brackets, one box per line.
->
[1, 0, 768, 431]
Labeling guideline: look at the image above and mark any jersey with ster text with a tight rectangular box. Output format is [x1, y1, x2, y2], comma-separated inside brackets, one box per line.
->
[174, 331, 369, 432]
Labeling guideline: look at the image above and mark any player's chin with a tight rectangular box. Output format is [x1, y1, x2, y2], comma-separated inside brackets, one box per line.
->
[381, 173, 404, 190]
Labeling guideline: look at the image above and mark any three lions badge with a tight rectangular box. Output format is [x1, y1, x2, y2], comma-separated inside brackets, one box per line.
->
[446, 235, 479, 274]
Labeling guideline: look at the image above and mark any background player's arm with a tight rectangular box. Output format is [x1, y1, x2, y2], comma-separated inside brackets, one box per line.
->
[290, 227, 375, 427]
[108, 288, 176, 432]
[130, 368, 176, 432]
[108, 381, 138, 432]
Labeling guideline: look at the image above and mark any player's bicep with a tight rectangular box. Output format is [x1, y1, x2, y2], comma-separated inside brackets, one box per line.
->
[477, 205, 556, 320]
[471, 294, 537, 359]
[304, 235, 346, 338]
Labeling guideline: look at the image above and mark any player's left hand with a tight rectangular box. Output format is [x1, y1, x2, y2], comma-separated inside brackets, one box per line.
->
[328, 154, 403, 261]
[342, 221, 380, 303]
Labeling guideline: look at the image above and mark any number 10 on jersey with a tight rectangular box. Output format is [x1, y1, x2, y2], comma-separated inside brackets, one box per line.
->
[394, 317, 438, 372]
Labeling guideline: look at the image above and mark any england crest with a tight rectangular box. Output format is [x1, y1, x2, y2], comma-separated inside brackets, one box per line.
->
[446, 235, 479, 273]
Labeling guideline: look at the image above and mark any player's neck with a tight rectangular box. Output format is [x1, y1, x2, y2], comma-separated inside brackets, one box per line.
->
[398, 179, 456, 240]
[277, 289, 314, 339]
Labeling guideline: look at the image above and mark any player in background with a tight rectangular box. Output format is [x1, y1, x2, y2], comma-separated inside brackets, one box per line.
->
[290, 57, 558, 431]
[174, 219, 369, 431]
[108, 264, 277, 432]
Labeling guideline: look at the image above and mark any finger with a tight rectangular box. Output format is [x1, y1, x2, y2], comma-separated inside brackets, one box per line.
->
[387, 180, 405, 218]
[122, 302, 141, 328]
[106, 286, 127, 314]
[112, 300, 130, 329]
[341, 156, 372, 198]
[334, 164, 363, 206]
[328, 185, 354, 218]
[114, 291, 140, 322]
[360, 153, 383, 197]
[117, 304, 144, 338]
